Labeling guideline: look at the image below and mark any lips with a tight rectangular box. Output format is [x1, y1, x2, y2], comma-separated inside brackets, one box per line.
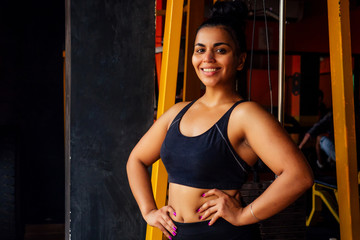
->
[201, 67, 220, 73]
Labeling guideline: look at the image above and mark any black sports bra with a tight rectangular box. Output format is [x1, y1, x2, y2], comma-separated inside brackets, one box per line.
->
[160, 100, 251, 190]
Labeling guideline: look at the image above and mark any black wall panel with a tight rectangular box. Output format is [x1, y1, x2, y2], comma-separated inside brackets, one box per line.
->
[66, 0, 154, 239]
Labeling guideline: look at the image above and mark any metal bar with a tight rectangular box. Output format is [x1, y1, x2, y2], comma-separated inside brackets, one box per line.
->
[64, 0, 71, 239]
[327, 0, 360, 239]
[183, 0, 204, 101]
[147, 0, 184, 239]
[277, 0, 286, 124]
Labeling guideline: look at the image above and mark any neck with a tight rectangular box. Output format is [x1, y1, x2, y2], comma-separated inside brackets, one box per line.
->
[200, 87, 241, 106]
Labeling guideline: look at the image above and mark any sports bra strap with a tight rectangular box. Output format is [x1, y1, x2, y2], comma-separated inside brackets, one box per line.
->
[169, 99, 246, 130]
[215, 100, 246, 130]
[169, 101, 197, 128]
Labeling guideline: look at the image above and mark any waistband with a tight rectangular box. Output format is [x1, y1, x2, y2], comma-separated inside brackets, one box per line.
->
[172, 218, 261, 240]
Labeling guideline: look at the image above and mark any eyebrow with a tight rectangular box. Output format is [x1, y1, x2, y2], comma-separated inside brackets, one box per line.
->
[194, 42, 231, 47]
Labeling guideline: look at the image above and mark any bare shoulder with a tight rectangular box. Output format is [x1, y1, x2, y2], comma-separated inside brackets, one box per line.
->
[229, 100, 287, 141]
[167, 101, 191, 114]
[232, 101, 275, 122]
[157, 101, 192, 128]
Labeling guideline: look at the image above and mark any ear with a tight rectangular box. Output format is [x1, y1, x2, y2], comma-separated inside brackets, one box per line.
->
[236, 53, 247, 71]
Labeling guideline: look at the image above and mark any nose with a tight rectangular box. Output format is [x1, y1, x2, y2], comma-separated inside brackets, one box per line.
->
[203, 51, 215, 62]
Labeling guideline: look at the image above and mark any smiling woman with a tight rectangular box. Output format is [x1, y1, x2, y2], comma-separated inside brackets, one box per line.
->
[126, 1, 313, 240]
[192, 27, 246, 89]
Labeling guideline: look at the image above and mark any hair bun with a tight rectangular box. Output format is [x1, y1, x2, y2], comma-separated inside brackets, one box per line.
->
[210, 0, 248, 30]
[197, 0, 248, 53]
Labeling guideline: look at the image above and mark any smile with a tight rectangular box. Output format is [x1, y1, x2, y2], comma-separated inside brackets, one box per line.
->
[201, 68, 220, 72]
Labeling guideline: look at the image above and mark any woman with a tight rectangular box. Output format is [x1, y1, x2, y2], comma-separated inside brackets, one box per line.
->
[127, 1, 313, 239]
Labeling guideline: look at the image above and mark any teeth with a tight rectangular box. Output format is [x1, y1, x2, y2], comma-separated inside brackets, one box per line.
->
[203, 68, 217, 72]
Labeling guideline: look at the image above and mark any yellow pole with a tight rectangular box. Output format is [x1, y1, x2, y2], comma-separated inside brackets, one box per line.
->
[327, 1, 360, 239]
[146, 0, 184, 239]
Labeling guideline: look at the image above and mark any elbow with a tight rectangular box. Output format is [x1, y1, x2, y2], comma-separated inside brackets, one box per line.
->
[302, 170, 314, 191]
[308, 173, 315, 187]
[296, 156, 315, 191]
[126, 154, 148, 177]
[126, 159, 131, 179]
[126, 155, 135, 177]
[126, 159, 130, 174]
[288, 167, 314, 194]
[305, 175, 314, 189]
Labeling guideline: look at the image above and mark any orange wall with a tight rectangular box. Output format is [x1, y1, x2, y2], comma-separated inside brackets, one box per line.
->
[245, 5, 360, 54]
[248, 56, 301, 117]
[247, 69, 279, 108]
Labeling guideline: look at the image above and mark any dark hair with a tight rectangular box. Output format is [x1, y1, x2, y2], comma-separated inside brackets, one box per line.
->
[197, 0, 248, 55]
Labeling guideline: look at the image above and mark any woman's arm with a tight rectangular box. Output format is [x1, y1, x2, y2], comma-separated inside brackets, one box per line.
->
[126, 103, 188, 239]
[126, 115, 167, 216]
[198, 102, 313, 226]
[236, 102, 314, 224]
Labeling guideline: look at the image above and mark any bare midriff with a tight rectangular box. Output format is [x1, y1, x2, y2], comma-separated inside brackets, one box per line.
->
[168, 183, 240, 223]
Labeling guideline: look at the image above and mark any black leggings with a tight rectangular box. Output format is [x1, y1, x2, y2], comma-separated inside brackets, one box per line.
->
[172, 218, 261, 240]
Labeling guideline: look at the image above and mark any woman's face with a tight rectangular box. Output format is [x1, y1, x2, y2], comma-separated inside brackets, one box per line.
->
[192, 26, 246, 88]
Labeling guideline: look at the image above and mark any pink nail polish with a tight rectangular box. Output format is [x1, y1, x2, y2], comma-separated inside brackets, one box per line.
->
[199, 216, 202, 220]
[208, 221, 211, 226]
[173, 231, 176, 236]
[169, 236, 172, 240]
[173, 226, 177, 231]
[201, 193, 205, 197]
[173, 212, 176, 217]
[197, 208, 200, 212]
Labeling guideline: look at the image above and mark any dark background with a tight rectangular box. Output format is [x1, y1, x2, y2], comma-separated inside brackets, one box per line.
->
[1, 0, 153, 239]
[0, 0, 65, 234]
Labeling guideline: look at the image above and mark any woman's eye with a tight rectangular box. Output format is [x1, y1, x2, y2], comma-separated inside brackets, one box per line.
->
[195, 48, 205, 53]
[216, 48, 226, 54]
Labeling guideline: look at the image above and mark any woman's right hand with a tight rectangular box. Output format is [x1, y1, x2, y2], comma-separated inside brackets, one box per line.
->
[144, 206, 178, 239]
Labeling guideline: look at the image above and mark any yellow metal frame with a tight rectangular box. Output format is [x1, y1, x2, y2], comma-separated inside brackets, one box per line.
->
[306, 182, 339, 226]
[327, 0, 360, 239]
[146, 0, 184, 239]
[147, 1, 206, 239]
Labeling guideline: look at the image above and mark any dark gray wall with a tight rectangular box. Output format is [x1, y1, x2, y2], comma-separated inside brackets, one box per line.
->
[66, 0, 154, 239]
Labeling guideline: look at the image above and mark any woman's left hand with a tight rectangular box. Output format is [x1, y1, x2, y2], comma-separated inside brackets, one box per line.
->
[197, 189, 243, 226]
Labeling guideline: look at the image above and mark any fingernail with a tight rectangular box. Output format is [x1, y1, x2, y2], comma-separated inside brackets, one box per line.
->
[196, 208, 200, 212]
[201, 193, 205, 197]
[169, 236, 172, 240]
[208, 221, 211, 226]
[172, 231, 177, 236]
[199, 216, 202, 220]
[173, 212, 176, 217]
[173, 226, 177, 231]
